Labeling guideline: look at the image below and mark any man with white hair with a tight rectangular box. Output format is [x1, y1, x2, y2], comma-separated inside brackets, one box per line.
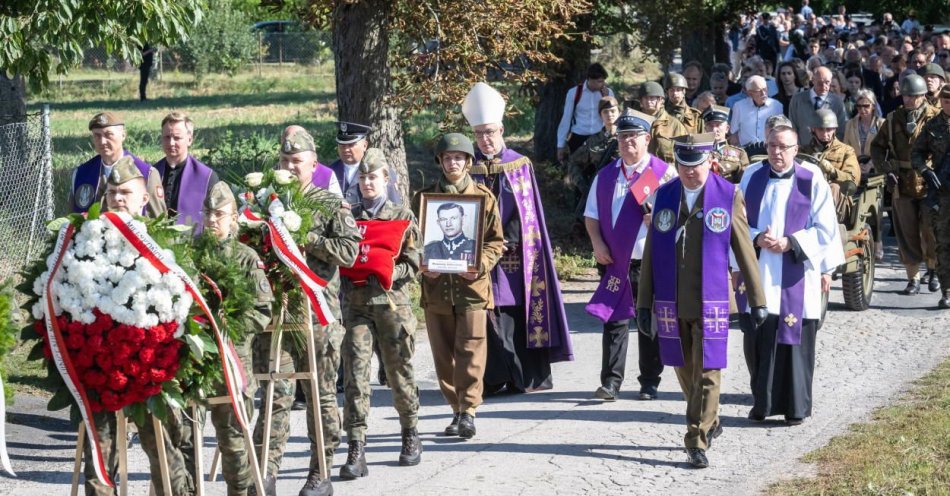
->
[787, 66, 849, 146]
[728, 76, 784, 150]
[461, 82, 574, 395]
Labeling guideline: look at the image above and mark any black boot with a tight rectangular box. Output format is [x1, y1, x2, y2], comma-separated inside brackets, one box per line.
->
[298, 467, 333, 496]
[398, 427, 422, 466]
[249, 475, 277, 496]
[687, 448, 709, 468]
[444, 413, 460, 436]
[939, 291, 950, 309]
[900, 278, 921, 295]
[339, 441, 368, 480]
[458, 413, 476, 439]
[928, 270, 941, 292]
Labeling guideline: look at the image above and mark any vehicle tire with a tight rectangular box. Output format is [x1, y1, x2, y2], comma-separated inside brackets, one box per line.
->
[842, 225, 875, 311]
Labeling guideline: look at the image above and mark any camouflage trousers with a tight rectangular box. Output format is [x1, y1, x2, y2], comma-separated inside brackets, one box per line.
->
[342, 303, 419, 442]
[934, 195, 950, 289]
[252, 321, 344, 476]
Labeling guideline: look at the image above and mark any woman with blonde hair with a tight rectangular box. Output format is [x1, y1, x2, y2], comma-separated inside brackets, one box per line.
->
[843, 88, 886, 260]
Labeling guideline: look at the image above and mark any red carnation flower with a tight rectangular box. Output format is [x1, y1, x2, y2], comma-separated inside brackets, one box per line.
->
[83, 370, 106, 388]
[66, 333, 85, 351]
[127, 326, 146, 345]
[139, 347, 156, 364]
[124, 361, 142, 377]
[95, 353, 113, 371]
[76, 352, 95, 369]
[100, 391, 121, 411]
[66, 320, 83, 335]
[85, 335, 104, 351]
[107, 370, 129, 392]
[33, 320, 47, 337]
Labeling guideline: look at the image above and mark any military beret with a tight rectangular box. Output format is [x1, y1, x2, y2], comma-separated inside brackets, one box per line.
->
[918, 63, 946, 80]
[336, 121, 372, 145]
[598, 96, 619, 113]
[106, 156, 144, 185]
[639, 81, 665, 98]
[673, 133, 717, 167]
[359, 148, 389, 175]
[615, 111, 654, 134]
[702, 105, 730, 123]
[89, 112, 123, 130]
[203, 181, 236, 212]
[665, 72, 688, 90]
[281, 129, 316, 154]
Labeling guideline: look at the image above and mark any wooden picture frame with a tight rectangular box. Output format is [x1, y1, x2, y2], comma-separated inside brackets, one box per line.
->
[418, 193, 486, 273]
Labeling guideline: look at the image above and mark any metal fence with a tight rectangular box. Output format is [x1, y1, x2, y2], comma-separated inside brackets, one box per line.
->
[0, 107, 54, 279]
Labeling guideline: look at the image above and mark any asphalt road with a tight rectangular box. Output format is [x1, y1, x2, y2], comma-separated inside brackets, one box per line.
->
[2, 238, 949, 495]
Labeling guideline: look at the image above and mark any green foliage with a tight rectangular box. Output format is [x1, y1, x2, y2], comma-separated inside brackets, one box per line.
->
[169, 0, 258, 80]
[0, 0, 203, 91]
[0, 280, 18, 404]
[191, 233, 258, 341]
[205, 131, 280, 177]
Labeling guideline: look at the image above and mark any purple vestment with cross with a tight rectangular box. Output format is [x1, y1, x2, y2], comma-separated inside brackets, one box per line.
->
[650, 174, 735, 369]
[72, 151, 151, 213]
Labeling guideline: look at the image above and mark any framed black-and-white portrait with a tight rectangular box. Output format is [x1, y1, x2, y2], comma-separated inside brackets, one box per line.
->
[418, 193, 486, 273]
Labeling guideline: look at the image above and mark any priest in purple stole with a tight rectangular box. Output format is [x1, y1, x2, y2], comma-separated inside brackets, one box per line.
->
[638, 133, 767, 469]
[462, 82, 575, 394]
[584, 111, 677, 402]
[154, 112, 219, 235]
[69, 111, 166, 216]
[738, 125, 844, 426]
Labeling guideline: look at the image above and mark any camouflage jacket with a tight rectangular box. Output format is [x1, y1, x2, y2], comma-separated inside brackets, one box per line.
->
[303, 198, 362, 320]
[567, 128, 618, 174]
[648, 107, 689, 165]
[911, 111, 950, 176]
[341, 199, 421, 308]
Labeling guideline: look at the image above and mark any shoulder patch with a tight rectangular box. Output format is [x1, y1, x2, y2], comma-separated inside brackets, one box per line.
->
[344, 216, 357, 228]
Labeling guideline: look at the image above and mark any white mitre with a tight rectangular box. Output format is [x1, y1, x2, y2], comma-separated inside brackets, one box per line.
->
[462, 82, 506, 127]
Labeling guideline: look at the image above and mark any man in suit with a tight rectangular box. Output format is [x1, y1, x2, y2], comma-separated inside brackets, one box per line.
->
[787, 66, 849, 145]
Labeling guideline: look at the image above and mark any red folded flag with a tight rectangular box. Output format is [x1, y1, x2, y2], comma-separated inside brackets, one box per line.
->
[630, 167, 660, 205]
[339, 219, 411, 291]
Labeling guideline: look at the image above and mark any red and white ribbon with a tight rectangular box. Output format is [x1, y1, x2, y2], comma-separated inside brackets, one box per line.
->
[241, 205, 334, 326]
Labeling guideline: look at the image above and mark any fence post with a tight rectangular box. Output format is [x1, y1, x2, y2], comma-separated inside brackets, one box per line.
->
[258, 32, 264, 77]
[42, 104, 53, 222]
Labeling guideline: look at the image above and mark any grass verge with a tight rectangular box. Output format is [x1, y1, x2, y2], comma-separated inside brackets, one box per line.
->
[770, 359, 950, 496]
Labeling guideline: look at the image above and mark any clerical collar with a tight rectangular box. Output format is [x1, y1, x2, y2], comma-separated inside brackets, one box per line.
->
[769, 166, 794, 179]
[165, 156, 188, 168]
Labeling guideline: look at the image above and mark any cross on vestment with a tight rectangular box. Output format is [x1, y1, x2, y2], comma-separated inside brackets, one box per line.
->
[529, 326, 550, 347]
[500, 256, 521, 273]
[605, 275, 621, 292]
[784, 313, 798, 327]
[705, 305, 730, 333]
[512, 175, 532, 196]
[738, 282, 746, 294]
[657, 306, 678, 335]
[531, 276, 547, 297]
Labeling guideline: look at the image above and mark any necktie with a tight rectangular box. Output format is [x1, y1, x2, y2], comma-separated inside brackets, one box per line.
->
[814, 96, 822, 110]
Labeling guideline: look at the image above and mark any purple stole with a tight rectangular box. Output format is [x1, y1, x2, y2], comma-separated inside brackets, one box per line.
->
[154, 155, 214, 235]
[311, 163, 334, 189]
[742, 162, 812, 345]
[72, 151, 150, 213]
[586, 156, 668, 322]
[651, 174, 735, 369]
[474, 149, 574, 363]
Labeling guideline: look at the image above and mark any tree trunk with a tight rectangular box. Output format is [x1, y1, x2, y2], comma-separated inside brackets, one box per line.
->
[331, 0, 409, 200]
[532, 14, 593, 163]
[0, 73, 27, 126]
[681, 24, 718, 75]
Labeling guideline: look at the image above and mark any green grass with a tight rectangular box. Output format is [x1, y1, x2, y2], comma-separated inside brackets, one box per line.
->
[770, 359, 950, 496]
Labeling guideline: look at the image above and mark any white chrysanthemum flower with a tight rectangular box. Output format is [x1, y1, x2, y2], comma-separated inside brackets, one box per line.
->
[118, 250, 137, 268]
[245, 172, 264, 187]
[32, 300, 45, 320]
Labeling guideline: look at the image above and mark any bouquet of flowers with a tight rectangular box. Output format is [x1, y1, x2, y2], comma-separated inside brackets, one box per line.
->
[234, 169, 335, 325]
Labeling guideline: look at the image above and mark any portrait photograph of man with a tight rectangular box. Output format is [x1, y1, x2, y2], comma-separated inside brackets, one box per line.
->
[420, 194, 485, 272]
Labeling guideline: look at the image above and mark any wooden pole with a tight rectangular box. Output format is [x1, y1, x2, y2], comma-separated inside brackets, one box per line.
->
[70, 421, 85, 496]
[259, 303, 285, 476]
[151, 415, 173, 496]
[304, 299, 328, 479]
[192, 404, 205, 496]
[116, 411, 128, 496]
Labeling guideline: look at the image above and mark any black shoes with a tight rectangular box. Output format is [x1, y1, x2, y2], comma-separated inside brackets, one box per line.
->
[299, 468, 333, 496]
[339, 441, 368, 480]
[399, 427, 423, 466]
[378, 366, 388, 387]
[901, 279, 921, 295]
[249, 475, 277, 496]
[707, 424, 723, 448]
[638, 385, 658, 401]
[785, 417, 804, 426]
[939, 292, 950, 309]
[594, 385, 618, 401]
[444, 413, 461, 436]
[458, 413, 476, 439]
[927, 270, 941, 292]
[686, 448, 709, 468]
[747, 410, 765, 421]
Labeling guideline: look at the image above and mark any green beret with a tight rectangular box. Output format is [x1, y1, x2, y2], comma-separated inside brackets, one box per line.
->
[203, 181, 236, 211]
[359, 148, 389, 174]
[89, 112, 123, 130]
[281, 129, 316, 154]
[106, 156, 144, 186]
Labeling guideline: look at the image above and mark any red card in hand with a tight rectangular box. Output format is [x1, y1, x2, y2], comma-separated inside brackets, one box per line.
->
[630, 167, 660, 205]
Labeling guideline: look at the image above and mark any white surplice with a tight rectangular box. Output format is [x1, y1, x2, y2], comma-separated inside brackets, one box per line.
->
[738, 160, 845, 319]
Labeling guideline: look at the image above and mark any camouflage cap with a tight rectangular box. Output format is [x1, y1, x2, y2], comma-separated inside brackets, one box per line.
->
[665, 72, 688, 89]
[203, 181, 236, 211]
[281, 129, 316, 154]
[435, 133, 475, 162]
[639, 81, 665, 98]
[89, 112, 123, 130]
[918, 63, 946, 81]
[359, 147, 389, 174]
[106, 156, 143, 185]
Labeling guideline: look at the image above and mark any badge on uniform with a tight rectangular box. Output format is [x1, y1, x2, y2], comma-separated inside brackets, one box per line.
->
[655, 208, 675, 233]
[704, 207, 731, 233]
[76, 184, 95, 209]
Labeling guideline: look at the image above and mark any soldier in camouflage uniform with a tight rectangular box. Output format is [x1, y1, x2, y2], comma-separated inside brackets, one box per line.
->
[702, 105, 749, 183]
[339, 149, 422, 480]
[175, 183, 274, 496]
[871, 74, 942, 295]
[911, 85, 950, 308]
[665, 72, 703, 133]
[639, 81, 689, 165]
[566, 96, 621, 225]
[802, 109, 861, 223]
[251, 132, 361, 496]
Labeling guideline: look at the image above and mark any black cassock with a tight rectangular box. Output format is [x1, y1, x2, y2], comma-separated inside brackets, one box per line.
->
[743, 315, 818, 420]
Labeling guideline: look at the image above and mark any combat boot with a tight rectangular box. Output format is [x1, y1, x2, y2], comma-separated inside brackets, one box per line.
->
[927, 269, 941, 292]
[939, 290, 950, 309]
[339, 441, 368, 480]
[248, 475, 277, 496]
[398, 427, 422, 466]
[900, 278, 921, 295]
[299, 467, 333, 496]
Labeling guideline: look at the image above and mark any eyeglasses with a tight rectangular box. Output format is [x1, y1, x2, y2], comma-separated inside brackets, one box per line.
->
[473, 128, 501, 138]
[855, 103, 872, 108]
[766, 142, 798, 152]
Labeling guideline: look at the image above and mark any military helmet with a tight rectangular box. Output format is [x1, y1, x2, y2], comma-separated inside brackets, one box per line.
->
[639, 81, 665, 98]
[435, 133, 475, 163]
[814, 109, 839, 129]
[665, 72, 688, 90]
[900, 74, 928, 96]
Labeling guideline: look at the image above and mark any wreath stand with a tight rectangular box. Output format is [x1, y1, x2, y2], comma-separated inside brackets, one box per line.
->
[208, 298, 328, 483]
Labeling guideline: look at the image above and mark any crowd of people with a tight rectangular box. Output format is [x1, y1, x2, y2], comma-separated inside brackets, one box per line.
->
[57, 5, 950, 496]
